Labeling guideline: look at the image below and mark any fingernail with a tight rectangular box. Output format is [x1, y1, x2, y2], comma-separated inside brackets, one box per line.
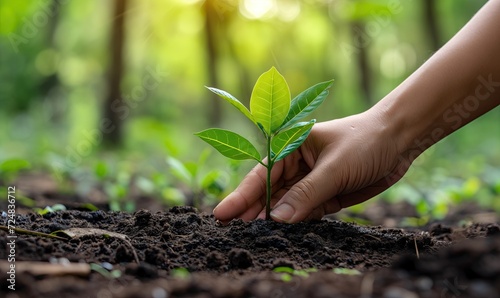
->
[271, 203, 295, 222]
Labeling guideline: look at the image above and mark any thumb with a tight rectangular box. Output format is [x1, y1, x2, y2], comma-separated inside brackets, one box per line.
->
[270, 164, 340, 223]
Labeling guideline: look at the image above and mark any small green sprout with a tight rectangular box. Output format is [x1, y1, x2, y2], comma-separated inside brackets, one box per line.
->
[171, 267, 191, 279]
[166, 149, 229, 208]
[90, 263, 122, 279]
[34, 203, 67, 215]
[196, 67, 333, 220]
[273, 266, 318, 282]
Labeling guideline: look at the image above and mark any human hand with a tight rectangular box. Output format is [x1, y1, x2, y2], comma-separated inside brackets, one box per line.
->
[213, 110, 413, 223]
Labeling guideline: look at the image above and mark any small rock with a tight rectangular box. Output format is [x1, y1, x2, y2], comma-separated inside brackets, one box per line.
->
[134, 209, 152, 226]
[206, 251, 225, 269]
[169, 206, 197, 214]
[415, 277, 433, 291]
[429, 223, 452, 236]
[486, 224, 500, 236]
[228, 248, 253, 269]
[151, 287, 168, 298]
[101, 262, 113, 270]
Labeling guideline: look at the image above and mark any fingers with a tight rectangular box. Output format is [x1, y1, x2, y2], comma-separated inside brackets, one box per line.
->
[213, 159, 285, 222]
[213, 164, 267, 221]
[270, 163, 339, 223]
[255, 187, 289, 219]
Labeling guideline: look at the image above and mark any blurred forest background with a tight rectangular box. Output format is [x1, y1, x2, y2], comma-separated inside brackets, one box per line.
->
[1, 0, 499, 222]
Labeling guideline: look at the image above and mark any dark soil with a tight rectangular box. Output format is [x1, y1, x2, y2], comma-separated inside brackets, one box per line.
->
[0, 207, 498, 298]
[0, 174, 499, 297]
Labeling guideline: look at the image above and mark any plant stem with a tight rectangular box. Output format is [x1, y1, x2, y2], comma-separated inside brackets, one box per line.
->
[265, 135, 273, 220]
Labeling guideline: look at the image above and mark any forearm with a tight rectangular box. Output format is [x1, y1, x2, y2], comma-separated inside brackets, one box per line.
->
[374, 0, 500, 156]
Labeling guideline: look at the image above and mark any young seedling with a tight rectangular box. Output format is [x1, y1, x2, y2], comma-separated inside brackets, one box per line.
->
[195, 67, 333, 220]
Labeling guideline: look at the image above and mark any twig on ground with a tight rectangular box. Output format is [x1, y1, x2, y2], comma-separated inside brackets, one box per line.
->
[0, 260, 90, 277]
[0, 225, 68, 241]
[414, 237, 420, 259]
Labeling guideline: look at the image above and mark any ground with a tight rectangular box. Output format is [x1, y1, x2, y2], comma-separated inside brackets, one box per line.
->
[0, 174, 499, 298]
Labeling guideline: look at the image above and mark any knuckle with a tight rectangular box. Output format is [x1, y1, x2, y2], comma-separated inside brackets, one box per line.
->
[289, 177, 316, 205]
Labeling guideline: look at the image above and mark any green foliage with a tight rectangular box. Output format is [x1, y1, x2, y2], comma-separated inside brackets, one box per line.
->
[105, 180, 131, 212]
[273, 266, 318, 282]
[165, 150, 230, 208]
[250, 67, 291, 135]
[378, 154, 500, 226]
[34, 203, 67, 215]
[167, 156, 193, 184]
[196, 67, 333, 219]
[171, 267, 190, 279]
[194, 129, 261, 162]
[205, 87, 255, 125]
[281, 80, 334, 130]
[94, 161, 109, 179]
[1, 0, 497, 216]
[79, 203, 100, 211]
[0, 187, 35, 207]
[90, 263, 122, 279]
[271, 120, 315, 162]
[0, 158, 31, 182]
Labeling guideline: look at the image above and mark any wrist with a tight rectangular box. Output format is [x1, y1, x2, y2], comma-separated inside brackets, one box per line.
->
[369, 88, 441, 159]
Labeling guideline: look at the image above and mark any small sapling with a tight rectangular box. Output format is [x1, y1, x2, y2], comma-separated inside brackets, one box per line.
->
[196, 67, 333, 220]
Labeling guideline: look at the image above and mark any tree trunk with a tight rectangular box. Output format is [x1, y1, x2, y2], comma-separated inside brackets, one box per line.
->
[423, 0, 440, 51]
[202, 0, 222, 127]
[102, 0, 127, 147]
[351, 21, 372, 107]
[40, 0, 62, 123]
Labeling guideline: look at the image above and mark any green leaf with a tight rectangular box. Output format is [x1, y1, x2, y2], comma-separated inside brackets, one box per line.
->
[161, 187, 186, 206]
[166, 157, 193, 185]
[171, 267, 191, 279]
[195, 128, 261, 161]
[200, 170, 225, 190]
[207, 87, 255, 124]
[197, 148, 212, 165]
[35, 204, 67, 215]
[250, 67, 291, 135]
[0, 158, 31, 173]
[94, 161, 108, 179]
[79, 203, 100, 211]
[280, 273, 293, 282]
[281, 80, 333, 129]
[91, 263, 120, 279]
[271, 120, 315, 162]
[273, 267, 295, 274]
